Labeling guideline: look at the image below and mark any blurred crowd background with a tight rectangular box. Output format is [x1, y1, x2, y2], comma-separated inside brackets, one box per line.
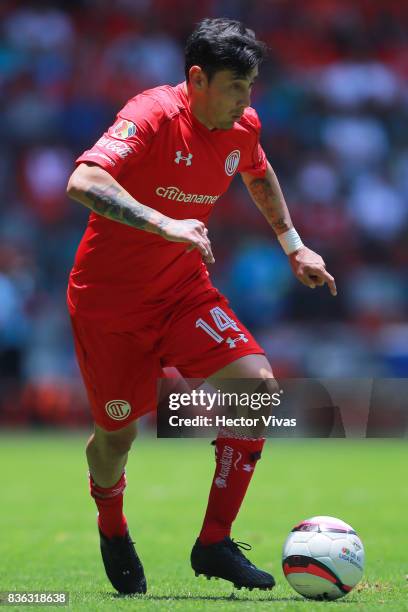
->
[1, 0, 407, 428]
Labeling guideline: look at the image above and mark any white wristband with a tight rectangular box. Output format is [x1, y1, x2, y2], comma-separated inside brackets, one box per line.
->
[277, 228, 304, 255]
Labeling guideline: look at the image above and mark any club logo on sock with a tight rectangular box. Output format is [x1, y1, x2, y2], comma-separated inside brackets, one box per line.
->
[105, 400, 131, 420]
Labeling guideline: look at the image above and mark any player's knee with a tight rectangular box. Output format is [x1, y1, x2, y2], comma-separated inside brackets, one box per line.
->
[93, 422, 137, 456]
[236, 355, 275, 381]
[252, 377, 280, 437]
[257, 376, 280, 397]
[242, 366, 279, 398]
[103, 435, 134, 456]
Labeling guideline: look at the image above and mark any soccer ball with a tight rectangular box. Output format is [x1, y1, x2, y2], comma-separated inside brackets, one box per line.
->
[282, 516, 364, 600]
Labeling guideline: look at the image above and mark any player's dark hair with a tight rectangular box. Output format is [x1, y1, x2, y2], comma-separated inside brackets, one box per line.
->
[185, 18, 267, 82]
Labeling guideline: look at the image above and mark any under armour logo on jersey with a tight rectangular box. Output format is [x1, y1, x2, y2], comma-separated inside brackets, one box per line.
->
[174, 150, 193, 166]
[226, 334, 248, 349]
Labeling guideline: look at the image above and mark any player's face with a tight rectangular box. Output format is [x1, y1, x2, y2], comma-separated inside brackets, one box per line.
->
[190, 67, 258, 130]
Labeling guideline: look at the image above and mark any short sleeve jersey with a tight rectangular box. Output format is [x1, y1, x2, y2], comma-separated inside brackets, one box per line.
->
[68, 82, 267, 317]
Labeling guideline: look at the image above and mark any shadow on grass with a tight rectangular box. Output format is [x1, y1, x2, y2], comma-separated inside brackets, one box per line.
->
[112, 593, 302, 602]
[109, 592, 361, 604]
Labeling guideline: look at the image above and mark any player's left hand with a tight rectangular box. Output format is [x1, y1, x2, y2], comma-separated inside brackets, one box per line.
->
[289, 246, 337, 296]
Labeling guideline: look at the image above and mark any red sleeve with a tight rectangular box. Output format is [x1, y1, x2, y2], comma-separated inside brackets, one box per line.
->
[239, 107, 267, 178]
[75, 94, 165, 179]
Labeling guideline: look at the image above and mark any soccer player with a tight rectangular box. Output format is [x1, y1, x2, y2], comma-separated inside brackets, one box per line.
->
[66, 18, 336, 594]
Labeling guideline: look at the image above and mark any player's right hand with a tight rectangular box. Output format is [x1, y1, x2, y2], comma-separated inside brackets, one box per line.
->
[159, 218, 215, 264]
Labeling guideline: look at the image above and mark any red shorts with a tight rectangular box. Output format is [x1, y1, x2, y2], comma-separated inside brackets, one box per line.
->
[70, 288, 264, 431]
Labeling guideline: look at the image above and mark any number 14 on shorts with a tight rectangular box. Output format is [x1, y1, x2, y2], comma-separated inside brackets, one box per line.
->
[196, 306, 248, 349]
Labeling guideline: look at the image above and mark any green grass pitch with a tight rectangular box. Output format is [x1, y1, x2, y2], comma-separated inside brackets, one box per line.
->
[0, 434, 407, 611]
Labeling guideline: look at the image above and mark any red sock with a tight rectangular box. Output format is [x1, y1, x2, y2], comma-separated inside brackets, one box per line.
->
[199, 435, 265, 545]
[89, 472, 128, 538]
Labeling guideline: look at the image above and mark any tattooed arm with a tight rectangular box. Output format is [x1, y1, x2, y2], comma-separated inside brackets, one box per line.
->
[241, 161, 293, 236]
[241, 161, 337, 295]
[66, 163, 214, 263]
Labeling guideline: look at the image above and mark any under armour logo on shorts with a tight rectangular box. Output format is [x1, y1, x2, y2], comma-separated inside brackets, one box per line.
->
[174, 150, 193, 166]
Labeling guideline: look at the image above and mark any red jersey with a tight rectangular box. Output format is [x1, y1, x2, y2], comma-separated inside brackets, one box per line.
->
[68, 82, 267, 317]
